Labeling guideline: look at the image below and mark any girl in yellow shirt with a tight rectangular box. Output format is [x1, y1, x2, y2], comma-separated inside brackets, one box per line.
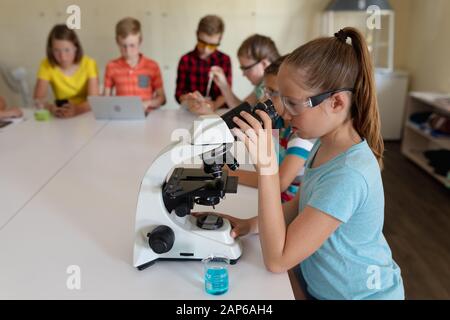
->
[33, 24, 99, 118]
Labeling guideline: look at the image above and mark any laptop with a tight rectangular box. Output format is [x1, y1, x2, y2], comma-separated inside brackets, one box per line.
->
[88, 96, 146, 120]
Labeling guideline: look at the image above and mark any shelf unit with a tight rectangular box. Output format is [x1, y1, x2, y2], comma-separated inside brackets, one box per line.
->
[401, 92, 450, 188]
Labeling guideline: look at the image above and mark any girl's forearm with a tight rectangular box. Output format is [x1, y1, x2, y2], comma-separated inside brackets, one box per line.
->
[258, 173, 286, 271]
[75, 101, 91, 115]
[249, 216, 259, 234]
[229, 169, 258, 188]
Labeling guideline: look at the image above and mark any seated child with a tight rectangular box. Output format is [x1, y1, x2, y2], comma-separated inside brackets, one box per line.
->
[210, 34, 280, 108]
[33, 24, 99, 118]
[219, 28, 404, 300]
[229, 56, 313, 203]
[104, 17, 166, 112]
[175, 15, 232, 115]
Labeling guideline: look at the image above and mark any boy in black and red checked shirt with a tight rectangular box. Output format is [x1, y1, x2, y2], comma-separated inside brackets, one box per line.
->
[175, 15, 232, 115]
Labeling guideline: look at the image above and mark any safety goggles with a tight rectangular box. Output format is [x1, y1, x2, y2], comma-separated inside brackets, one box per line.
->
[240, 60, 261, 72]
[281, 88, 354, 115]
[197, 38, 220, 51]
[263, 86, 281, 99]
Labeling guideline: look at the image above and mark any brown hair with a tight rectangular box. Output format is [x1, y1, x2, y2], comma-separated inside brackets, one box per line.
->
[46, 24, 83, 66]
[197, 15, 225, 35]
[238, 34, 280, 63]
[116, 17, 142, 40]
[285, 27, 384, 168]
[264, 55, 287, 76]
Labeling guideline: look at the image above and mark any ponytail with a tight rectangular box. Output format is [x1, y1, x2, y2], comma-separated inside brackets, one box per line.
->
[344, 27, 384, 169]
[285, 27, 384, 168]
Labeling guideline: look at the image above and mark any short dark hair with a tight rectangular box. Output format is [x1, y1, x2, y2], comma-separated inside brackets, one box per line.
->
[264, 55, 287, 76]
[46, 24, 83, 66]
[197, 15, 225, 35]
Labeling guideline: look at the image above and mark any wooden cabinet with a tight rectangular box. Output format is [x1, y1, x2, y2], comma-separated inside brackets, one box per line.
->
[401, 92, 450, 188]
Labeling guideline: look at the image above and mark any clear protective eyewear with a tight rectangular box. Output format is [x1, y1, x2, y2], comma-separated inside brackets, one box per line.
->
[240, 60, 261, 72]
[263, 86, 281, 99]
[281, 88, 354, 115]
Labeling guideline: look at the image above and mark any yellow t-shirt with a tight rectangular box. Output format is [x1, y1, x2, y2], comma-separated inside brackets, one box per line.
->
[37, 56, 98, 105]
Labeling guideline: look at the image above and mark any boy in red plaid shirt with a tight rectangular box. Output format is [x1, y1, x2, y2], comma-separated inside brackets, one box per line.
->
[175, 15, 232, 115]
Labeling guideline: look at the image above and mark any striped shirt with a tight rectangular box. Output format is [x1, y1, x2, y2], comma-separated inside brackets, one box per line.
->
[104, 54, 163, 101]
[275, 118, 314, 203]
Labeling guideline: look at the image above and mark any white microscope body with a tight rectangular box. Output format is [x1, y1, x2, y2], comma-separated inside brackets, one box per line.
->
[133, 115, 243, 270]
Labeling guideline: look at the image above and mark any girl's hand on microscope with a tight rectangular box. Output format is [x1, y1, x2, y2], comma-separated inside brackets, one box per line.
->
[231, 110, 278, 176]
[192, 213, 258, 238]
[225, 215, 258, 238]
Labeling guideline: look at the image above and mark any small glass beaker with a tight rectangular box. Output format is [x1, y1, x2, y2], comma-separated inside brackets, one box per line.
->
[202, 255, 229, 295]
[33, 99, 50, 121]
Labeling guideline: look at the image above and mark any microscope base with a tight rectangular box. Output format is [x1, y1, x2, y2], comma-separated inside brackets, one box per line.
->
[136, 257, 240, 271]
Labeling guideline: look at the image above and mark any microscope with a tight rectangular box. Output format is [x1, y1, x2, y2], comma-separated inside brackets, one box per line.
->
[133, 100, 278, 270]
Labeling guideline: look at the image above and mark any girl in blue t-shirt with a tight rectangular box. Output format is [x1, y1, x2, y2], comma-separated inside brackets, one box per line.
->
[229, 56, 314, 204]
[218, 27, 404, 300]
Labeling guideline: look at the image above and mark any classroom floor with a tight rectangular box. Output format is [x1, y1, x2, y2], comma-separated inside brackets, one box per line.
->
[382, 142, 450, 300]
[289, 141, 450, 300]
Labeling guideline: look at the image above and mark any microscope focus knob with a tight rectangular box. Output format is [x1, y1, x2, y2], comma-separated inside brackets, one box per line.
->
[147, 226, 175, 254]
[175, 204, 191, 217]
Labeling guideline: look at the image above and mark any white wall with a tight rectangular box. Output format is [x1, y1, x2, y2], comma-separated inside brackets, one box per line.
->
[401, 0, 450, 92]
[0, 0, 329, 108]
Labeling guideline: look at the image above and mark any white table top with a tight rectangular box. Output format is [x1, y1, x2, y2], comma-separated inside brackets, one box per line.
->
[0, 111, 106, 229]
[0, 109, 294, 299]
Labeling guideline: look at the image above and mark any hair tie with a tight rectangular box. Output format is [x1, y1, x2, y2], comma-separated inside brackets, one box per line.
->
[334, 29, 348, 43]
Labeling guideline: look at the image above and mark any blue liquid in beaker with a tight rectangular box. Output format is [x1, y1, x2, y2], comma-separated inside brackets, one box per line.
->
[204, 266, 229, 295]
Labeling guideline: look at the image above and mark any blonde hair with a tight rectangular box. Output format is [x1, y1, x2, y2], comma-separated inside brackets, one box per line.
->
[116, 17, 141, 40]
[285, 27, 384, 168]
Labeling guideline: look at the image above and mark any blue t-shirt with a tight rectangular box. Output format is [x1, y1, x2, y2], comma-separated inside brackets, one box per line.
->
[299, 139, 404, 300]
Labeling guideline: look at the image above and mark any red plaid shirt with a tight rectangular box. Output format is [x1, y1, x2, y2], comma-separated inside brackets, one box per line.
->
[175, 49, 232, 103]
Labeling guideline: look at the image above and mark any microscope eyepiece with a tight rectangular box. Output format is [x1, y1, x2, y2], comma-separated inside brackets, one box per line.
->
[221, 99, 280, 130]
